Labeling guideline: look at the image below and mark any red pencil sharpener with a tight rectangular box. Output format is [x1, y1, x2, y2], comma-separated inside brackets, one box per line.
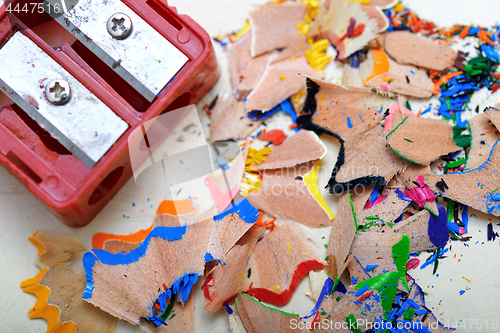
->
[0, 0, 219, 227]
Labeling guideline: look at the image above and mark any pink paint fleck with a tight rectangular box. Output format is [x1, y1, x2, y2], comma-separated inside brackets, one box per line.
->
[384, 104, 401, 131]
[364, 195, 388, 209]
[404, 175, 435, 207]
[406, 258, 420, 281]
[406, 258, 420, 270]
[205, 176, 239, 212]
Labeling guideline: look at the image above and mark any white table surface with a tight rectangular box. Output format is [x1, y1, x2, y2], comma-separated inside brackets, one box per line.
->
[1, 1, 500, 332]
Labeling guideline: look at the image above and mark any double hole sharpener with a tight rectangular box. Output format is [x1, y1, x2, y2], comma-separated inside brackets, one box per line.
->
[0, 0, 219, 227]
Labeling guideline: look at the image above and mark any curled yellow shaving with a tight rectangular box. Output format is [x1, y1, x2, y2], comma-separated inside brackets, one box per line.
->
[20, 236, 77, 333]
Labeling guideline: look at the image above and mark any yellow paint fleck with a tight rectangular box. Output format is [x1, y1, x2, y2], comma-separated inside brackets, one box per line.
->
[292, 90, 304, 104]
[297, 22, 310, 36]
[303, 159, 335, 219]
[233, 21, 251, 41]
[241, 147, 271, 196]
[305, 38, 332, 71]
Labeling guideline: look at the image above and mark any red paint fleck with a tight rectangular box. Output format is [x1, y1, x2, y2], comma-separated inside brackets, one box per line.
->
[257, 129, 287, 145]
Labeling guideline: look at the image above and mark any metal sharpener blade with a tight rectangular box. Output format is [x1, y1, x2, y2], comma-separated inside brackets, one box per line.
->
[0, 32, 129, 168]
[46, 0, 189, 101]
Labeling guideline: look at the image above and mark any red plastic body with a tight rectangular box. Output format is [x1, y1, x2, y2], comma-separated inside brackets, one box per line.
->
[0, 0, 219, 227]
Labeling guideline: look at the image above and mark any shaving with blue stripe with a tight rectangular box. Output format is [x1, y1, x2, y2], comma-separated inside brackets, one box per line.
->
[82, 224, 211, 325]
[214, 197, 259, 223]
[82, 198, 259, 326]
[427, 140, 500, 217]
[301, 277, 347, 319]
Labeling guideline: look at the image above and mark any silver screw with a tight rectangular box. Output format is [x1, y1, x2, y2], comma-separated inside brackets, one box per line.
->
[45, 80, 71, 105]
[107, 13, 133, 40]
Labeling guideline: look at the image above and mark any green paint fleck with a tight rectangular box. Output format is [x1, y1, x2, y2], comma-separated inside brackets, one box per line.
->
[347, 192, 359, 232]
[446, 158, 466, 169]
[160, 294, 176, 322]
[433, 247, 441, 275]
[234, 293, 299, 317]
[403, 307, 415, 320]
[392, 233, 410, 291]
[359, 216, 385, 231]
[453, 125, 471, 148]
[355, 271, 399, 316]
[447, 200, 455, 223]
[331, 274, 340, 294]
[346, 314, 362, 333]
[405, 101, 412, 111]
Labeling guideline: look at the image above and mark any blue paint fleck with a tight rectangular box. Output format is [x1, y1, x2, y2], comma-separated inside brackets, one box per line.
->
[395, 189, 412, 202]
[224, 303, 233, 314]
[301, 277, 334, 319]
[205, 252, 214, 262]
[490, 194, 500, 201]
[217, 155, 230, 170]
[420, 106, 432, 115]
[428, 204, 449, 248]
[355, 285, 369, 297]
[370, 186, 379, 203]
[469, 27, 479, 34]
[214, 198, 259, 224]
[462, 204, 469, 233]
[421, 248, 448, 270]
[347, 116, 353, 128]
